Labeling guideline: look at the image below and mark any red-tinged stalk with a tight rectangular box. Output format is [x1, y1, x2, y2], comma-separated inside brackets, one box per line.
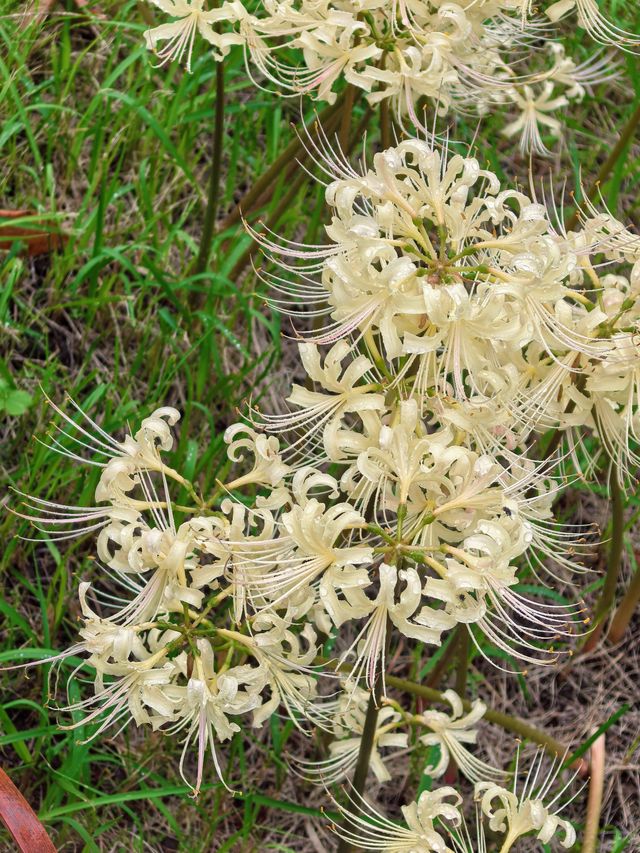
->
[230, 167, 310, 284]
[234, 91, 364, 283]
[380, 97, 392, 150]
[582, 731, 606, 853]
[455, 627, 470, 698]
[219, 96, 344, 232]
[608, 557, 640, 643]
[583, 463, 624, 653]
[339, 84, 356, 152]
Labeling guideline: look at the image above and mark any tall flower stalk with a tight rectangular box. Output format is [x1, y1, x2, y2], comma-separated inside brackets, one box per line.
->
[194, 55, 225, 277]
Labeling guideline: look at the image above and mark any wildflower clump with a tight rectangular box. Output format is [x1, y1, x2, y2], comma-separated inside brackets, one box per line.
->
[333, 750, 579, 851]
[14, 135, 640, 845]
[143, 0, 637, 151]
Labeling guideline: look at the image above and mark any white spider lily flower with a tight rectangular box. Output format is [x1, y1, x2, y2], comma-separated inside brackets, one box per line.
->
[94, 408, 185, 502]
[294, 701, 407, 785]
[76, 583, 150, 664]
[144, 0, 246, 71]
[338, 563, 454, 692]
[145, 0, 630, 144]
[545, 42, 621, 101]
[38, 394, 186, 500]
[576, 196, 640, 263]
[96, 508, 206, 624]
[502, 83, 567, 157]
[9, 494, 140, 544]
[217, 622, 331, 730]
[408, 280, 524, 402]
[438, 518, 585, 666]
[352, 399, 444, 516]
[546, 0, 640, 53]
[242, 498, 372, 607]
[329, 787, 462, 852]
[161, 639, 260, 794]
[224, 423, 291, 488]
[0, 582, 153, 688]
[417, 689, 505, 784]
[59, 646, 176, 742]
[258, 136, 614, 405]
[341, 398, 507, 540]
[475, 750, 579, 849]
[252, 341, 385, 463]
[192, 502, 285, 624]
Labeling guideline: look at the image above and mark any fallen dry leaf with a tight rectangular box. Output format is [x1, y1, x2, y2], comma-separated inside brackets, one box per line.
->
[0, 209, 68, 257]
[0, 767, 57, 853]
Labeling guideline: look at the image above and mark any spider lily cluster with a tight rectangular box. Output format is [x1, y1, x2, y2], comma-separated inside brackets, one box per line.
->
[8, 0, 640, 847]
[14, 133, 640, 848]
[333, 749, 580, 851]
[143, 0, 636, 152]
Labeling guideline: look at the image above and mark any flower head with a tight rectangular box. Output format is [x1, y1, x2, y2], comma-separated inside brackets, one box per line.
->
[144, 0, 245, 71]
[418, 689, 505, 784]
[329, 787, 462, 852]
[476, 750, 579, 849]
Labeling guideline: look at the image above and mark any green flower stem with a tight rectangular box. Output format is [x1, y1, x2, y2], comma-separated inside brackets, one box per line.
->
[219, 96, 344, 232]
[194, 58, 225, 277]
[380, 97, 391, 149]
[564, 99, 640, 233]
[583, 464, 625, 653]
[335, 684, 383, 853]
[608, 556, 640, 644]
[337, 552, 394, 853]
[339, 84, 356, 152]
[316, 657, 586, 772]
[582, 732, 606, 853]
[454, 627, 470, 697]
[336, 622, 388, 853]
[384, 674, 588, 772]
